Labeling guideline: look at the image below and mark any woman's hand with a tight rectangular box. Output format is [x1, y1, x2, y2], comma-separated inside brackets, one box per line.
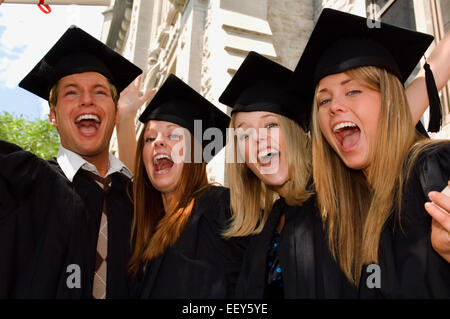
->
[116, 75, 154, 124]
[425, 181, 450, 263]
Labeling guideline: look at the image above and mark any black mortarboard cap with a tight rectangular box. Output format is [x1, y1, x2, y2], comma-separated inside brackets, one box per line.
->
[219, 51, 308, 130]
[290, 8, 440, 132]
[19, 25, 142, 101]
[138, 74, 230, 160]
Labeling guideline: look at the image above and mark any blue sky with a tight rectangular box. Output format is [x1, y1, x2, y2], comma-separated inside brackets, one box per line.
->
[0, 3, 106, 120]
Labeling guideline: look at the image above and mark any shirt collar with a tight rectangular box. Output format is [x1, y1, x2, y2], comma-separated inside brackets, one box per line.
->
[56, 145, 133, 182]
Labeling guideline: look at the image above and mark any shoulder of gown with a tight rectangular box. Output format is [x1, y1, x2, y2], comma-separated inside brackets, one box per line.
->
[359, 141, 450, 298]
[416, 141, 450, 196]
[194, 185, 231, 227]
[0, 139, 57, 195]
[0, 139, 89, 298]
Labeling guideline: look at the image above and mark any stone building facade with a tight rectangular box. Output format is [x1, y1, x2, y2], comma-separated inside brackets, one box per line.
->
[101, 0, 450, 184]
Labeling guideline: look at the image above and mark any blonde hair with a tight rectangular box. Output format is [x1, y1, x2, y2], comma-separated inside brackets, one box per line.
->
[311, 66, 430, 285]
[128, 122, 210, 277]
[224, 113, 312, 237]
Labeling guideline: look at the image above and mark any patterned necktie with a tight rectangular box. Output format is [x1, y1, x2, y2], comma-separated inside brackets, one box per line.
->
[82, 170, 112, 299]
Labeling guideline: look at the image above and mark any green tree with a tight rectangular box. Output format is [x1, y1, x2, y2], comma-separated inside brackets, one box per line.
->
[0, 112, 60, 159]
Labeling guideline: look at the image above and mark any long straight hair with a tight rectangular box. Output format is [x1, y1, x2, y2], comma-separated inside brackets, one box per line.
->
[224, 113, 312, 237]
[311, 66, 426, 285]
[128, 122, 210, 277]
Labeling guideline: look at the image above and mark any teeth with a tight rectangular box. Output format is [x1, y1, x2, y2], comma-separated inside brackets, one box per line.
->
[333, 122, 357, 133]
[75, 114, 100, 123]
[153, 154, 171, 164]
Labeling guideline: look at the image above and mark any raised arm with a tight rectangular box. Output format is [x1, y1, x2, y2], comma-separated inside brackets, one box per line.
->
[116, 75, 154, 174]
[406, 31, 450, 125]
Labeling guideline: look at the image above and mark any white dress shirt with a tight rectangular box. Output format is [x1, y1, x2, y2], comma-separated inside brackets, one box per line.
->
[56, 145, 133, 182]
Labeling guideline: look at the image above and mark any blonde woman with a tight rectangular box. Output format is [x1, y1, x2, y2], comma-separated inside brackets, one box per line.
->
[219, 52, 356, 298]
[292, 9, 450, 297]
[128, 74, 246, 298]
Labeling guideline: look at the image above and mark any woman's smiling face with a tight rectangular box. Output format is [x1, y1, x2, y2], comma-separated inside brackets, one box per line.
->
[142, 120, 186, 195]
[234, 111, 289, 186]
[316, 71, 381, 172]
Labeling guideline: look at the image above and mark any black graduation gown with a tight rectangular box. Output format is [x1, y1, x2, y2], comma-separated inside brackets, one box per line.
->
[47, 159, 134, 299]
[235, 196, 357, 299]
[0, 140, 86, 298]
[137, 186, 248, 299]
[0, 139, 133, 298]
[359, 142, 450, 298]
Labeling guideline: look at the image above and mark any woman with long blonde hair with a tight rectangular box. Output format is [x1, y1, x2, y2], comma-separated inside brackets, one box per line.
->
[219, 51, 356, 298]
[128, 74, 246, 298]
[291, 8, 450, 297]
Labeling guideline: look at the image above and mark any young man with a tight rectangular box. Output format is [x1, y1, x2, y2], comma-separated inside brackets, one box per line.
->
[0, 26, 141, 298]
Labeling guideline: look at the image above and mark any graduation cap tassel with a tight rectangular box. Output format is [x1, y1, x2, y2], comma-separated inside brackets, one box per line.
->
[423, 62, 442, 132]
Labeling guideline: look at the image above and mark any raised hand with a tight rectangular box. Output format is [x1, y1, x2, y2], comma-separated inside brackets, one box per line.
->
[115, 75, 154, 174]
[425, 181, 450, 263]
[116, 74, 154, 124]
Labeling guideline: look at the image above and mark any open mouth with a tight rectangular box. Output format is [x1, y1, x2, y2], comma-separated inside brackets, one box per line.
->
[74, 113, 101, 137]
[333, 121, 360, 152]
[257, 149, 280, 166]
[153, 153, 174, 174]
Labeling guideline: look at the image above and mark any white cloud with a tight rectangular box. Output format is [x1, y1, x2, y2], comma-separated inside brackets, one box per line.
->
[0, 4, 106, 88]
